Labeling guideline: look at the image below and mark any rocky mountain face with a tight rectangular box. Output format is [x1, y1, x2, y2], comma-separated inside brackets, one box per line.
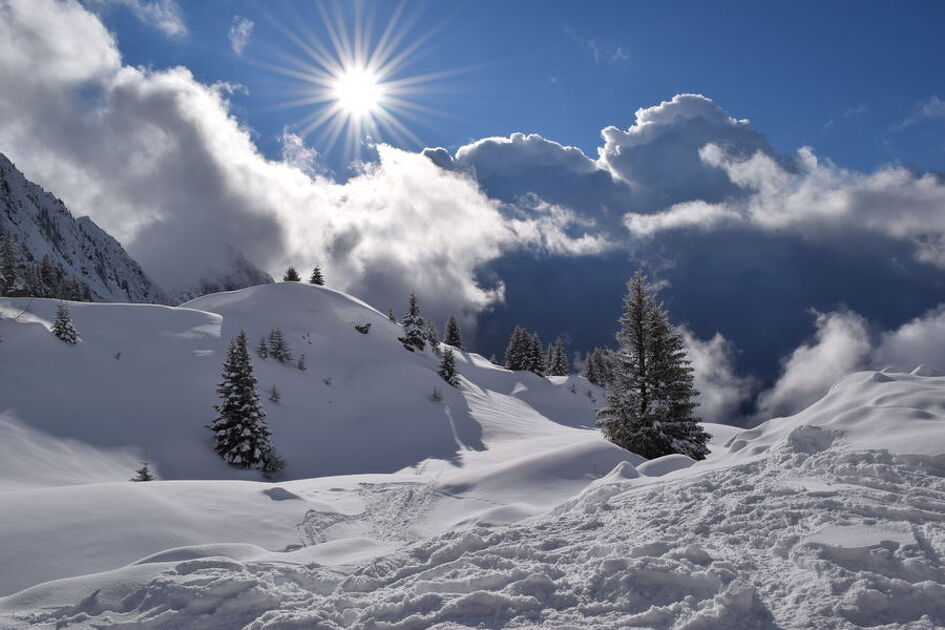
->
[0, 153, 168, 303]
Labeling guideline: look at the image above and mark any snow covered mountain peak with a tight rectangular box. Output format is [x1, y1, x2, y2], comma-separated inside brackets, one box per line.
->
[0, 153, 167, 304]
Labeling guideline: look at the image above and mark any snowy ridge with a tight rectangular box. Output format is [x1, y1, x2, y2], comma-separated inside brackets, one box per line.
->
[0, 153, 167, 303]
[169, 245, 274, 304]
[1, 284, 944, 628]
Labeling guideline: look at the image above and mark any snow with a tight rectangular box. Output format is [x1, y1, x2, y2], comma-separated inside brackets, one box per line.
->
[1, 283, 945, 628]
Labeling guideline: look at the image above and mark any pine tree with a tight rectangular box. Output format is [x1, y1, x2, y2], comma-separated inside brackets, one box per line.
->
[526, 331, 545, 375]
[549, 337, 570, 376]
[596, 271, 710, 460]
[545, 342, 555, 372]
[1, 232, 18, 296]
[400, 293, 426, 351]
[256, 336, 269, 359]
[267, 327, 293, 362]
[444, 315, 463, 349]
[425, 319, 441, 355]
[308, 267, 325, 285]
[387, 309, 397, 323]
[504, 327, 531, 370]
[209, 331, 282, 473]
[438, 347, 460, 387]
[131, 461, 155, 482]
[51, 302, 78, 344]
[283, 267, 301, 282]
[268, 385, 281, 404]
[296, 353, 307, 371]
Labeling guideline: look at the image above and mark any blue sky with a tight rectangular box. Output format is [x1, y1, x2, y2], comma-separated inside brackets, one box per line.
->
[102, 0, 945, 176]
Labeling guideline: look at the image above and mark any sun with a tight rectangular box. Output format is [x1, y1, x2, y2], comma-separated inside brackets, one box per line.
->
[257, 2, 462, 164]
[332, 67, 383, 118]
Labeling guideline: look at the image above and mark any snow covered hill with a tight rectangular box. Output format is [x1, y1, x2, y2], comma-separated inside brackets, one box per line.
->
[1, 283, 944, 629]
[0, 154, 167, 304]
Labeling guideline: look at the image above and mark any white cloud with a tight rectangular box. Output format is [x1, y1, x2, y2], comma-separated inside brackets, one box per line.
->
[228, 15, 254, 55]
[874, 305, 945, 372]
[756, 310, 871, 418]
[680, 328, 756, 423]
[624, 200, 739, 236]
[85, 0, 186, 37]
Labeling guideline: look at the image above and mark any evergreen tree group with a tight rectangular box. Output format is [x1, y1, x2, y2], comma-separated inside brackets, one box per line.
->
[400, 293, 427, 351]
[438, 347, 460, 387]
[283, 267, 301, 282]
[597, 270, 710, 460]
[1, 233, 90, 300]
[209, 331, 282, 475]
[582, 347, 615, 386]
[444, 315, 462, 349]
[504, 327, 545, 374]
[51, 302, 79, 344]
[308, 266, 325, 285]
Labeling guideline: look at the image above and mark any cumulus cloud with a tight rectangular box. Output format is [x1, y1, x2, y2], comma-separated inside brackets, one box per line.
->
[873, 305, 945, 372]
[680, 328, 756, 423]
[228, 15, 254, 55]
[0, 0, 607, 321]
[756, 310, 872, 418]
[85, 0, 186, 37]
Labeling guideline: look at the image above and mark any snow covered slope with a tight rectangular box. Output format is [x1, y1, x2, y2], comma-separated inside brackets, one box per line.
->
[1, 283, 944, 629]
[168, 245, 274, 304]
[0, 153, 167, 303]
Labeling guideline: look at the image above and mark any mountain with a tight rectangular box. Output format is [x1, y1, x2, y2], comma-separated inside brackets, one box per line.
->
[0, 284, 943, 628]
[168, 245, 274, 304]
[0, 153, 167, 303]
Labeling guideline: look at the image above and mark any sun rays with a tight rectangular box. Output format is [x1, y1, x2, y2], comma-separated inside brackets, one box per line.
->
[257, 1, 456, 165]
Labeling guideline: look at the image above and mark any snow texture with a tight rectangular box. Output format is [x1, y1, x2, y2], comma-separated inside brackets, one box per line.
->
[1, 283, 944, 629]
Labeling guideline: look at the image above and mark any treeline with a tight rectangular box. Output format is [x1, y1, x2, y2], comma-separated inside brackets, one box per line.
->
[0, 233, 91, 301]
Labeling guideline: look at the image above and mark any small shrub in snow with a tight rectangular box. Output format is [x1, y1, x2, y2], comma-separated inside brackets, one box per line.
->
[51, 302, 78, 344]
[115, 352, 122, 360]
[268, 385, 281, 403]
[130, 461, 155, 482]
[387, 309, 397, 322]
[209, 330, 282, 475]
[283, 267, 301, 282]
[296, 354, 307, 371]
[438, 348, 460, 387]
[430, 387, 443, 402]
[323, 376, 332, 386]
[354, 322, 371, 334]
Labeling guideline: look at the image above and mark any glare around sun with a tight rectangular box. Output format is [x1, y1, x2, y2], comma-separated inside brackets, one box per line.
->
[332, 68, 383, 117]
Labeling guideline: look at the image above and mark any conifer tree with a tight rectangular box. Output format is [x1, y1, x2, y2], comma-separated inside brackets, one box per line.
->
[51, 302, 78, 344]
[550, 337, 570, 376]
[296, 353, 307, 371]
[596, 271, 710, 460]
[401, 292, 426, 351]
[268, 385, 281, 404]
[425, 319, 441, 355]
[283, 267, 301, 282]
[308, 267, 325, 285]
[131, 461, 155, 482]
[1, 232, 18, 296]
[504, 326, 531, 370]
[444, 315, 463, 349]
[256, 336, 269, 359]
[545, 342, 555, 372]
[438, 347, 460, 387]
[267, 327, 293, 363]
[209, 331, 282, 473]
[387, 309, 397, 323]
[526, 331, 545, 375]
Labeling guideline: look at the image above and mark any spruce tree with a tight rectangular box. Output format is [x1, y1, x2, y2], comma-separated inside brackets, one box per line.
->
[256, 336, 269, 359]
[131, 461, 155, 482]
[267, 327, 293, 362]
[268, 385, 281, 404]
[1, 232, 18, 296]
[209, 331, 282, 473]
[550, 337, 570, 376]
[444, 315, 463, 349]
[51, 302, 78, 344]
[387, 309, 397, 322]
[283, 267, 301, 282]
[438, 347, 460, 387]
[545, 342, 555, 373]
[596, 271, 710, 460]
[401, 293, 426, 351]
[504, 327, 530, 370]
[308, 267, 325, 285]
[526, 331, 545, 375]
